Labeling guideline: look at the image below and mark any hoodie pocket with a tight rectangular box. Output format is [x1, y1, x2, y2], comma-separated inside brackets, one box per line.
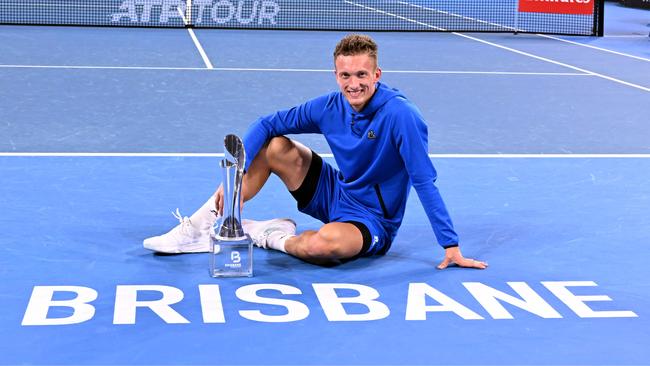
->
[373, 184, 389, 218]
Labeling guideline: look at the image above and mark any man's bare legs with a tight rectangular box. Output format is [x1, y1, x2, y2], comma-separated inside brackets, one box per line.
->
[285, 222, 363, 266]
[215, 136, 364, 265]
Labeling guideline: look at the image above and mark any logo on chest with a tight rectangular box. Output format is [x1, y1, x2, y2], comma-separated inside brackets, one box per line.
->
[367, 130, 377, 140]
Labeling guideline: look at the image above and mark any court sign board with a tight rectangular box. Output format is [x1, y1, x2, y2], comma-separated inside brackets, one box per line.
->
[518, 0, 595, 15]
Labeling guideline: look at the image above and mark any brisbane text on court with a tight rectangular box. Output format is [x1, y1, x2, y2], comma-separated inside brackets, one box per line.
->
[22, 281, 637, 325]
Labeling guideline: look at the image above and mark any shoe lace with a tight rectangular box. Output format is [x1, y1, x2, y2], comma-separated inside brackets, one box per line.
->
[263, 227, 278, 236]
[172, 208, 194, 236]
[260, 227, 285, 244]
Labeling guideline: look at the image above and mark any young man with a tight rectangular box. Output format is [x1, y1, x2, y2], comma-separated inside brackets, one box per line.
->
[144, 34, 487, 270]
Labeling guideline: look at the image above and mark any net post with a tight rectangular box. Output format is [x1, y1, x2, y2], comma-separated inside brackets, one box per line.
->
[186, 0, 192, 27]
[514, 1, 520, 35]
[596, 0, 605, 37]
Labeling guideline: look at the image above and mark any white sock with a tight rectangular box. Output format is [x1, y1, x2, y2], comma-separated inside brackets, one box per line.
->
[189, 194, 219, 229]
[267, 232, 294, 253]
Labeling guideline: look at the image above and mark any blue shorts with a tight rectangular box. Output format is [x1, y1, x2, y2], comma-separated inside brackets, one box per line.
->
[290, 152, 392, 257]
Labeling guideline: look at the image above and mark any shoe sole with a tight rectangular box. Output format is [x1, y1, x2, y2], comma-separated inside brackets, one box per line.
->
[143, 240, 210, 254]
[241, 218, 297, 248]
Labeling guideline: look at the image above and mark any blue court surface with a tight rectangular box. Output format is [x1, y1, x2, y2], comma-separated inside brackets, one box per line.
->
[1, 2, 650, 365]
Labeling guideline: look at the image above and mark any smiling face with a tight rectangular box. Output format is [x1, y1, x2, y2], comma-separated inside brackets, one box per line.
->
[334, 53, 382, 112]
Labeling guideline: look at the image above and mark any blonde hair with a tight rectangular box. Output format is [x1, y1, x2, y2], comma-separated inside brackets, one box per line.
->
[333, 34, 378, 67]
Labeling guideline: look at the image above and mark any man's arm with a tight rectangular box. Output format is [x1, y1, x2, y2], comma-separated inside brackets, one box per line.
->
[395, 102, 487, 269]
[242, 95, 328, 172]
[214, 95, 329, 215]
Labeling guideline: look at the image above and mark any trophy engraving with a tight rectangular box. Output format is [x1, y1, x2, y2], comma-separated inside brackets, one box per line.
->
[210, 134, 253, 277]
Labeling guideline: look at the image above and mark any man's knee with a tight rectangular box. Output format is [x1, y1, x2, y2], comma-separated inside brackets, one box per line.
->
[266, 136, 292, 156]
[304, 225, 359, 260]
[264, 137, 311, 189]
[266, 137, 300, 165]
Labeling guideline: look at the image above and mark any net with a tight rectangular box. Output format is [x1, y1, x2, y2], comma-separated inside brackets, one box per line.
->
[0, 0, 604, 36]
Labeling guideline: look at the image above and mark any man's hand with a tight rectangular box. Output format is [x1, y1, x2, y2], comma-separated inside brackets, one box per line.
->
[214, 185, 224, 217]
[213, 183, 245, 217]
[437, 246, 488, 270]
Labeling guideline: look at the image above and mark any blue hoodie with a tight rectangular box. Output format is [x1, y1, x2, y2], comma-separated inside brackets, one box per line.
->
[243, 82, 459, 248]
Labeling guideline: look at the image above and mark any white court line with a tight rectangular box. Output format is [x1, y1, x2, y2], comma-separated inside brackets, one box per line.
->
[0, 64, 590, 76]
[0, 152, 226, 157]
[186, 29, 213, 69]
[345, 1, 650, 93]
[397, 0, 520, 32]
[177, 6, 213, 69]
[2, 152, 650, 158]
[398, 0, 649, 63]
[536, 34, 650, 63]
[455, 34, 650, 92]
[0, 64, 209, 71]
[427, 154, 650, 159]
[382, 71, 588, 76]
[604, 35, 650, 38]
[207, 68, 589, 76]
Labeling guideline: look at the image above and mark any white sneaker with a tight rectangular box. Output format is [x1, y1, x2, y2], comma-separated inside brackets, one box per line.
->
[242, 218, 297, 249]
[143, 209, 213, 253]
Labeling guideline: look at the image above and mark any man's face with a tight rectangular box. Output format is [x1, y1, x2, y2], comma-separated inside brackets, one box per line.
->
[334, 53, 382, 112]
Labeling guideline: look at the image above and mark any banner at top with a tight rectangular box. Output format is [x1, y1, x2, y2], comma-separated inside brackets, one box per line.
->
[518, 0, 594, 15]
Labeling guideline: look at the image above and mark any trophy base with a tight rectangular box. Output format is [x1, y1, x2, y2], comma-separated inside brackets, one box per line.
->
[209, 235, 253, 278]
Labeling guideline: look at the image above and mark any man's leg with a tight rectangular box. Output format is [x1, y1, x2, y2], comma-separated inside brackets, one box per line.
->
[285, 222, 364, 266]
[242, 136, 313, 201]
[145, 136, 366, 261]
[143, 136, 311, 254]
[243, 137, 365, 265]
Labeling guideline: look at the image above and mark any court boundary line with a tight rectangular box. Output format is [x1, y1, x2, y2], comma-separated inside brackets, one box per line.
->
[0, 64, 593, 76]
[2, 152, 650, 158]
[453, 35, 650, 92]
[186, 28, 213, 69]
[177, 6, 213, 69]
[604, 35, 649, 38]
[397, 0, 519, 33]
[397, 0, 650, 63]
[349, 1, 649, 92]
[536, 34, 650, 63]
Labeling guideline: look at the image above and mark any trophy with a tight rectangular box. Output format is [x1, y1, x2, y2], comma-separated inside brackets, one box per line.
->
[210, 134, 253, 277]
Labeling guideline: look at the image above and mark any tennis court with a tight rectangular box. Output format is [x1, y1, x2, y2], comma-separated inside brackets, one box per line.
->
[1, 1, 649, 365]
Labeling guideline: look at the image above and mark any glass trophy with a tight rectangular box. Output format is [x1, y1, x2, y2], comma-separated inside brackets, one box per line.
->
[210, 134, 253, 277]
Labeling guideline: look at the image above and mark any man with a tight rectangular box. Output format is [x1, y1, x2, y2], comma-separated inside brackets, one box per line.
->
[144, 34, 487, 270]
